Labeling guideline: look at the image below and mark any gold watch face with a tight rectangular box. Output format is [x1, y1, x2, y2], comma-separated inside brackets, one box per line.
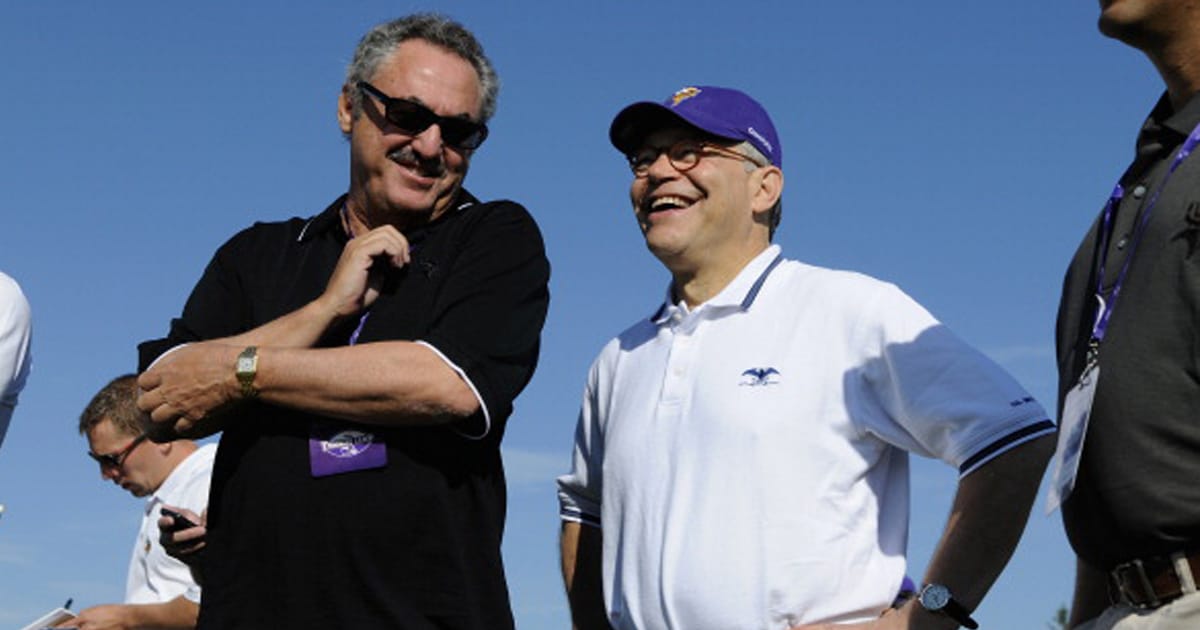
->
[237, 347, 257, 377]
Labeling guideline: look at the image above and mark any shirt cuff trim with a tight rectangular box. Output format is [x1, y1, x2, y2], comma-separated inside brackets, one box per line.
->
[560, 506, 601, 528]
[959, 419, 1055, 476]
[414, 340, 492, 440]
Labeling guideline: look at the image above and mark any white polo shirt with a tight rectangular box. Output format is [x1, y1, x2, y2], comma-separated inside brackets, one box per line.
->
[0, 271, 32, 452]
[557, 245, 1053, 629]
[126, 443, 216, 605]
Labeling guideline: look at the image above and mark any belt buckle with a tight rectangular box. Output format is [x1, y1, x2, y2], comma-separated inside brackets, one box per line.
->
[1115, 558, 1160, 610]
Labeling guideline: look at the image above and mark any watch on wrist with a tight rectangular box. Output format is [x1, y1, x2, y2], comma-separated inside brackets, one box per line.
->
[918, 583, 978, 629]
[236, 346, 259, 399]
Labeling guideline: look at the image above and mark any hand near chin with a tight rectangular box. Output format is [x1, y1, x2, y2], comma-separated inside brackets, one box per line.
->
[317, 225, 411, 318]
[136, 342, 241, 440]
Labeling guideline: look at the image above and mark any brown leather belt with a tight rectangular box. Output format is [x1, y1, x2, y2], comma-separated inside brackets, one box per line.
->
[1109, 551, 1200, 609]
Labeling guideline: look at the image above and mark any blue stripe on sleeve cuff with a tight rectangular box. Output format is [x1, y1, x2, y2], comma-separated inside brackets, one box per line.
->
[959, 419, 1056, 476]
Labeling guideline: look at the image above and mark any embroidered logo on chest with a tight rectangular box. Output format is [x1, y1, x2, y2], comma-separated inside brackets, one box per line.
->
[739, 367, 781, 387]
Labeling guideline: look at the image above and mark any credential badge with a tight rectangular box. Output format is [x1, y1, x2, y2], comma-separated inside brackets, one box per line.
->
[320, 430, 375, 459]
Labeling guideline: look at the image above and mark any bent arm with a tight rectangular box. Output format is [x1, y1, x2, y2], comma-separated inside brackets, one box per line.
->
[561, 521, 610, 630]
[255, 340, 479, 424]
[64, 596, 198, 630]
[1068, 557, 1110, 628]
[139, 339, 478, 437]
[127, 596, 199, 629]
[903, 433, 1056, 627]
[139, 208, 549, 438]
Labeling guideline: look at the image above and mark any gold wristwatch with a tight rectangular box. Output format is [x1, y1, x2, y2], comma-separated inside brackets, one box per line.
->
[236, 346, 259, 398]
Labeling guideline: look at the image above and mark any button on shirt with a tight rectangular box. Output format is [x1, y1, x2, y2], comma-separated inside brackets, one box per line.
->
[558, 245, 1053, 628]
[126, 443, 215, 604]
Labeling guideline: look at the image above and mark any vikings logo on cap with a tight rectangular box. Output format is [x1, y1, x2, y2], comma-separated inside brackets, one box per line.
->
[609, 84, 783, 168]
[670, 87, 701, 107]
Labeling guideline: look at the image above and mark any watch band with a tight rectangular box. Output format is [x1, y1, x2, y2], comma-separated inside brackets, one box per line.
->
[236, 346, 259, 399]
[918, 583, 978, 629]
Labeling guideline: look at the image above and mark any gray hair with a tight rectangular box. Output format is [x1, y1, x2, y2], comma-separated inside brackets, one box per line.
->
[345, 13, 499, 123]
[738, 142, 782, 239]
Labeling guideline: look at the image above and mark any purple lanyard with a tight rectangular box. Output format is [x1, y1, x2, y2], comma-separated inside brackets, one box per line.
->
[341, 206, 371, 346]
[1091, 121, 1200, 344]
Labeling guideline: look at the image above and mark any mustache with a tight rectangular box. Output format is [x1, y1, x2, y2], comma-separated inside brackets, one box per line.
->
[387, 146, 445, 177]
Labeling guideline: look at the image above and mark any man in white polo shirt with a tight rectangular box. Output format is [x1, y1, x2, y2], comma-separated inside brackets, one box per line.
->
[557, 86, 1056, 629]
[67, 374, 215, 629]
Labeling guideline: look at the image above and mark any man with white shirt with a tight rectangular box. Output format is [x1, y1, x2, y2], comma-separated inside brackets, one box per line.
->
[0, 270, 31, 452]
[68, 374, 214, 629]
[557, 86, 1056, 629]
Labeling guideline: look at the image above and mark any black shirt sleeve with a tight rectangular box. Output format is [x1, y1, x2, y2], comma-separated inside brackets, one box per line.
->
[137, 225, 261, 371]
[420, 200, 550, 437]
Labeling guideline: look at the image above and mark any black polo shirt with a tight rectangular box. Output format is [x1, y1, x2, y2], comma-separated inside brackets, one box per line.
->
[1057, 92, 1200, 570]
[139, 190, 550, 629]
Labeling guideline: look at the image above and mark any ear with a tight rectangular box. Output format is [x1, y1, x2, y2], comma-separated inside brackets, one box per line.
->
[337, 85, 355, 135]
[749, 165, 783, 216]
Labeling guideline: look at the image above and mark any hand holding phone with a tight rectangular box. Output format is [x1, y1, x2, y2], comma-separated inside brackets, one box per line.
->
[160, 507, 198, 533]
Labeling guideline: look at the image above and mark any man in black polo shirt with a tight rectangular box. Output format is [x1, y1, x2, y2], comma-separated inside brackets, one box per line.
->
[1055, 2, 1200, 627]
[135, 14, 549, 629]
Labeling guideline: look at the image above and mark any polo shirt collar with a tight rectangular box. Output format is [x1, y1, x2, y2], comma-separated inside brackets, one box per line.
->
[652, 245, 784, 324]
[1160, 90, 1200, 139]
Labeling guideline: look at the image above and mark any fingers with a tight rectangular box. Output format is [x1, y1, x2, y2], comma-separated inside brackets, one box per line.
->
[136, 369, 162, 392]
[148, 396, 180, 425]
[341, 225, 410, 269]
[357, 225, 412, 267]
[158, 509, 207, 559]
[321, 225, 412, 317]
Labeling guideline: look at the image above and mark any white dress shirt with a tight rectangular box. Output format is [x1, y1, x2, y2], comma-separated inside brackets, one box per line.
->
[126, 443, 216, 604]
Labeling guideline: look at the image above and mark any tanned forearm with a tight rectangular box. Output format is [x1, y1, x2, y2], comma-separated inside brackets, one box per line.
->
[254, 341, 479, 425]
[562, 521, 611, 630]
[908, 434, 1055, 626]
[129, 596, 200, 629]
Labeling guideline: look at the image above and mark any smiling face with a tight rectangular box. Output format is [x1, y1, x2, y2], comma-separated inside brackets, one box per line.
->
[338, 39, 483, 230]
[629, 126, 780, 279]
[86, 418, 165, 498]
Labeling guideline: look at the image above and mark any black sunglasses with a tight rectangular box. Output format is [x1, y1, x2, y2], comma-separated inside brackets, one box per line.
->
[87, 432, 148, 469]
[357, 81, 489, 150]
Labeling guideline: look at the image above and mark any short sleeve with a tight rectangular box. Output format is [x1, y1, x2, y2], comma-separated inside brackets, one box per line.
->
[557, 360, 604, 527]
[851, 283, 1053, 475]
[138, 229, 257, 371]
[419, 202, 550, 438]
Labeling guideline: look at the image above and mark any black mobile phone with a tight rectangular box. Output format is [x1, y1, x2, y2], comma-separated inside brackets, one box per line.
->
[160, 507, 198, 533]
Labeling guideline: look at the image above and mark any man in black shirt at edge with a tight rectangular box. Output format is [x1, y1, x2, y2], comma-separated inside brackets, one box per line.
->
[135, 14, 549, 629]
[1057, 2, 1200, 628]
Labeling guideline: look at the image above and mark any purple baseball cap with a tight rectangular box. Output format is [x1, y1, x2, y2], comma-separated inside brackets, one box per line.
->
[609, 85, 782, 167]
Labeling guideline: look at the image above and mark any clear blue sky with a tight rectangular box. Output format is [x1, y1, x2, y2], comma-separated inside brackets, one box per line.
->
[0, 2, 1164, 627]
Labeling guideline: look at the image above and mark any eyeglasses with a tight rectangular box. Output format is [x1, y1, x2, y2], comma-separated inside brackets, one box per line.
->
[357, 81, 489, 150]
[87, 432, 148, 469]
[628, 139, 765, 177]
